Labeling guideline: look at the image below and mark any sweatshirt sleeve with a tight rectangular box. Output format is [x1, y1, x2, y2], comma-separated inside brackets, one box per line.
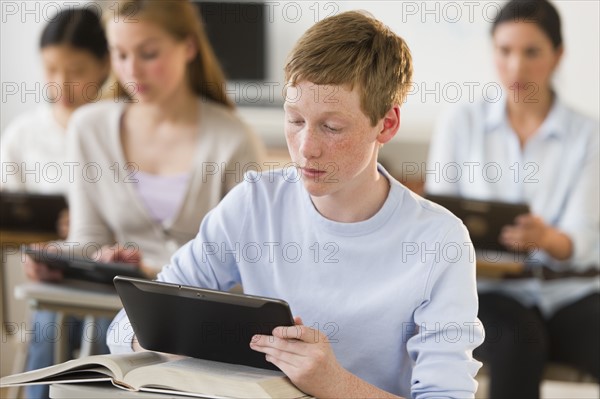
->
[407, 223, 484, 399]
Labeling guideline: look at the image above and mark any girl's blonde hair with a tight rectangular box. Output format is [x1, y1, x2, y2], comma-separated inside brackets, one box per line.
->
[105, 0, 232, 108]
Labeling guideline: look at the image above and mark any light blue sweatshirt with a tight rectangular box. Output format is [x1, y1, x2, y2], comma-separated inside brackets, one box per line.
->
[108, 165, 483, 398]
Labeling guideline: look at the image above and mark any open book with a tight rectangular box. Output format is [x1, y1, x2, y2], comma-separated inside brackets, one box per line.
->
[0, 351, 309, 399]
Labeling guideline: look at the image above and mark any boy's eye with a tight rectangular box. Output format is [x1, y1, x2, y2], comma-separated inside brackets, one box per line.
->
[288, 120, 304, 125]
[324, 124, 340, 132]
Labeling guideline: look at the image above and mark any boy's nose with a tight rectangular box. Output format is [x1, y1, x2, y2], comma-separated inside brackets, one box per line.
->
[298, 127, 322, 160]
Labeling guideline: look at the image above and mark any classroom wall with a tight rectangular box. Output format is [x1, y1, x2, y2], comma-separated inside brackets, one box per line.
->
[1, 1, 598, 148]
[249, 0, 600, 147]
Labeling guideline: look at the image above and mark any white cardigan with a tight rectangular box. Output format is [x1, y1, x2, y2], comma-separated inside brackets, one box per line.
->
[1, 106, 70, 194]
[65, 100, 265, 269]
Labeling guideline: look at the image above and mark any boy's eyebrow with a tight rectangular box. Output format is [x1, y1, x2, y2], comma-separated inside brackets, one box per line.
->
[283, 105, 352, 120]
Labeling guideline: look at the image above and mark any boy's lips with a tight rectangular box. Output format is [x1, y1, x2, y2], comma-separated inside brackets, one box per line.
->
[300, 167, 327, 177]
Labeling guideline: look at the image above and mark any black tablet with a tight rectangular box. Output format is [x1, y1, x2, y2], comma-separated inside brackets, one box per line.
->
[425, 194, 530, 252]
[22, 246, 146, 285]
[1, 192, 67, 233]
[113, 276, 295, 370]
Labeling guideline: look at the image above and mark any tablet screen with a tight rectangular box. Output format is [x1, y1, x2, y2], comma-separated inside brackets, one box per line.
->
[113, 276, 294, 370]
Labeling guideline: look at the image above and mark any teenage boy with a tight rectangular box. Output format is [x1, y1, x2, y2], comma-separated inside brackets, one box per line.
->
[109, 11, 483, 398]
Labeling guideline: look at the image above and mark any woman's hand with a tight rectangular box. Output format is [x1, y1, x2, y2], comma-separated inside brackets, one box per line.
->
[94, 244, 141, 264]
[500, 214, 550, 252]
[500, 214, 573, 260]
[93, 244, 156, 278]
[23, 243, 63, 282]
[56, 209, 69, 239]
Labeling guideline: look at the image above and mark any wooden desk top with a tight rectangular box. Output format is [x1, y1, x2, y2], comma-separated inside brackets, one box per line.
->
[0, 230, 59, 246]
[476, 260, 524, 278]
[475, 249, 526, 278]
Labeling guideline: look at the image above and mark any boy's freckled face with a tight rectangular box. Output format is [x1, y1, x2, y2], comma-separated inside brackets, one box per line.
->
[284, 81, 383, 198]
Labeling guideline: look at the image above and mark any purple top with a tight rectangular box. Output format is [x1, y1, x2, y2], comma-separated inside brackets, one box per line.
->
[134, 171, 191, 224]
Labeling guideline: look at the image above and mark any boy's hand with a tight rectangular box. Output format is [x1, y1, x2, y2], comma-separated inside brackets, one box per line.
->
[23, 242, 64, 282]
[249, 316, 345, 396]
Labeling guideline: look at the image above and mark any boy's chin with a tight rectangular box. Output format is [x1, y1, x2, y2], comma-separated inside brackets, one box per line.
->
[301, 179, 336, 197]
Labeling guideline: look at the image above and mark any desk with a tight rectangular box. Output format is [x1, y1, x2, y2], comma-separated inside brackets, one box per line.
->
[476, 260, 524, 278]
[475, 249, 525, 279]
[50, 383, 178, 398]
[0, 231, 58, 245]
[14, 281, 122, 363]
[0, 231, 60, 399]
[0, 230, 58, 331]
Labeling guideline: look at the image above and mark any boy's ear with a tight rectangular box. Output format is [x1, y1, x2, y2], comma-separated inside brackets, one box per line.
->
[377, 105, 400, 145]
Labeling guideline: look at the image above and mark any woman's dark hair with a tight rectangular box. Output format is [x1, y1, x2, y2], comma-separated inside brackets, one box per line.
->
[40, 8, 108, 59]
[492, 0, 562, 49]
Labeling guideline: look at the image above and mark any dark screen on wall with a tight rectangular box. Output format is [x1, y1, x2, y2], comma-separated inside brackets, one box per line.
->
[194, 2, 266, 81]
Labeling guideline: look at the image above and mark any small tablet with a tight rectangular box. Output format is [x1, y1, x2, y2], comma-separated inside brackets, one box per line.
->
[425, 194, 530, 252]
[1, 192, 67, 233]
[22, 246, 146, 285]
[113, 276, 295, 370]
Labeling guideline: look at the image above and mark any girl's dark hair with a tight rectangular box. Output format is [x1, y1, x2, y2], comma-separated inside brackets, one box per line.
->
[492, 0, 562, 49]
[40, 8, 108, 59]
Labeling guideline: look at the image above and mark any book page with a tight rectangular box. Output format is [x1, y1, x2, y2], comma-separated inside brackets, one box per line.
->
[125, 358, 306, 399]
[0, 352, 165, 387]
[101, 351, 166, 378]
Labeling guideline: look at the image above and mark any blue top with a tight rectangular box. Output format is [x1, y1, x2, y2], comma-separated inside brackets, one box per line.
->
[108, 165, 483, 398]
[425, 96, 600, 316]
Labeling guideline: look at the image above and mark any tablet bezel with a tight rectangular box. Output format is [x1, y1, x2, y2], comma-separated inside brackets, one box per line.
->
[424, 194, 531, 252]
[22, 246, 146, 285]
[113, 276, 295, 371]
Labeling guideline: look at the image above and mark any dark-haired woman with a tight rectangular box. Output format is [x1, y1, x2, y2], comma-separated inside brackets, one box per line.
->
[1, 8, 109, 196]
[426, 1, 599, 397]
[0, 8, 111, 399]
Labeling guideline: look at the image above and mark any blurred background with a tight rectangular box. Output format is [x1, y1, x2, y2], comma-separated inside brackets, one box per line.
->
[1, 1, 599, 398]
[3, 1, 598, 174]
